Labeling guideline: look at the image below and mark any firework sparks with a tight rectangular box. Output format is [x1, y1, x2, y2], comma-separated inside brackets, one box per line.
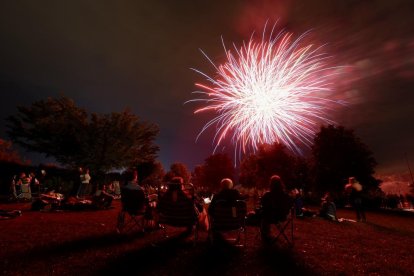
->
[188, 26, 343, 158]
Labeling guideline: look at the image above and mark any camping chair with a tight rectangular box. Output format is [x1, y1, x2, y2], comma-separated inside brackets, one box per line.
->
[259, 206, 295, 247]
[157, 188, 199, 243]
[116, 188, 148, 234]
[208, 199, 247, 247]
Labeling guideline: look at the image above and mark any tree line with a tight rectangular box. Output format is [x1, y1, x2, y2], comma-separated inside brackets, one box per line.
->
[1, 96, 384, 203]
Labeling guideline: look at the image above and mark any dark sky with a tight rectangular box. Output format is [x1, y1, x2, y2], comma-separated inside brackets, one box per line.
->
[0, 0, 413, 175]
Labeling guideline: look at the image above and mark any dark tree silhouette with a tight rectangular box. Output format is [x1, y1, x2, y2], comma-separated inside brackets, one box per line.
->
[164, 162, 191, 184]
[311, 125, 379, 195]
[239, 154, 259, 189]
[239, 143, 299, 190]
[7, 96, 159, 174]
[191, 165, 205, 189]
[0, 138, 28, 164]
[192, 153, 235, 192]
[138, 161, 165, 188]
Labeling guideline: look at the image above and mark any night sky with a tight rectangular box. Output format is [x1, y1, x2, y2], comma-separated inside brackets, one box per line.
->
[1, 0, 413, 175]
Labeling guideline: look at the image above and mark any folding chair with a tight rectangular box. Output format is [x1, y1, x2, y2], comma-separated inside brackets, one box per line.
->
[208, 200, 247, 247]
[157, 189, 199, 243]
[116, 188, 148, 234]
[259, 206, 295, 247]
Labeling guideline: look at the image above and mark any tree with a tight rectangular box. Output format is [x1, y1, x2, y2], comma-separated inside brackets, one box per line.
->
[239, 143, 297, 190]
[239, 154, 259, 189]
[7, 96, 159, 174]
[164, 162, 191, 184]
[311, 125, 379, 195]
[138, 161, 165, 188]
[191, 165, 205, 189]
[0, 139, 28, 164]
[194, 153, 235, 192]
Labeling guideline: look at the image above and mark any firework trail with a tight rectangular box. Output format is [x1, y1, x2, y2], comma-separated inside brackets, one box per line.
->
[188, 25, 343, 159]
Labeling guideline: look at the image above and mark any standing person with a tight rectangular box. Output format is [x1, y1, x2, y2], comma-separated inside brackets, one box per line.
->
[29, 171, 40, 198]
[77, 168, 91, 199]
[346, 177, 366, 222]
[37, 169, 47, 193]
[10, 174, 18, 199]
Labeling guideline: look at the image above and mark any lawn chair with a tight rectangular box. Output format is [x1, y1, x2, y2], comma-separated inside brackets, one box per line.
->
[208, 199, 247, 247]
[116, 188, 148, 234]
[157, 187, 199, 243]
[259, 206, 295, 247]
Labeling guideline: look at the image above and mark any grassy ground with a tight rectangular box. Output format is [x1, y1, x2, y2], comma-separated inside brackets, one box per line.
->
[1, 200, 413, 276]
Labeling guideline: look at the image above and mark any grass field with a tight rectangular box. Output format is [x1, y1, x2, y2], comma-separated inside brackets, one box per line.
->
[1, 200, 413, 275]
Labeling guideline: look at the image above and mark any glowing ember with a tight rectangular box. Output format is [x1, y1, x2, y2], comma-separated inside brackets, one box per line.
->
[188, 25, 343, 158]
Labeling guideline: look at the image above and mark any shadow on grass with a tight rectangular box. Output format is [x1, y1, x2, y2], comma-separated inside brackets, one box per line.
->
[98, 234, 314, 276]
[5, 227, 314, 275]
[5, 231, 145, 262]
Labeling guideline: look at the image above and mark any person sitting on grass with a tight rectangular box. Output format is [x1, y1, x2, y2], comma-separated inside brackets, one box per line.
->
[319, 192, 338, 221]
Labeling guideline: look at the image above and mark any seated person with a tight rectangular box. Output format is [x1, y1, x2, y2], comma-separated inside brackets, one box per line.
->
[291, 188, 317, 218]
[157, 177, 198, 232]
[120, 169, 148, 216]
[123, 169, 144, 191]
[292, 188, 304, 217]
[208, 178, 241, 217]
[92, 183, 113, 209]
[260, 175, 293, 243]
[319, 192, 338, 221]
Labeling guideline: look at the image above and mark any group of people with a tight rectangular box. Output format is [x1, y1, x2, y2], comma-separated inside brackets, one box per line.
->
[10, 164, 367, 229]
[120, 170, 294, 244]
[119, 169, 369, 245]
[11, 170, 46, 200]
[318, 177, 367, 222]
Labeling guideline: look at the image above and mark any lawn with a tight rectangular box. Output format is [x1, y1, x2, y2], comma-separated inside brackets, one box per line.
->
[1, 200, 413, 275]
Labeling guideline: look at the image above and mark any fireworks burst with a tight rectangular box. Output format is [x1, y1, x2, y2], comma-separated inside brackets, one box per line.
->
[188, 26, 343, 159]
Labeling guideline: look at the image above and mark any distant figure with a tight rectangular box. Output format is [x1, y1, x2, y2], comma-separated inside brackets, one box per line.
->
[10, 175, 18, 199]
[92, 183, 114, 209]
[29, 171, 40, 197]
[38, 169, 47, 192]
[292, 188, 304, 218]
[77, 168, 91, 198]
[110, 173, 122, 199]
[260, 175, 293, 243]
[346, 177, 366, 222]
[319, 192, 338, 221]
[17, 172, 32, 200]
[208, 178, 242, 216]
